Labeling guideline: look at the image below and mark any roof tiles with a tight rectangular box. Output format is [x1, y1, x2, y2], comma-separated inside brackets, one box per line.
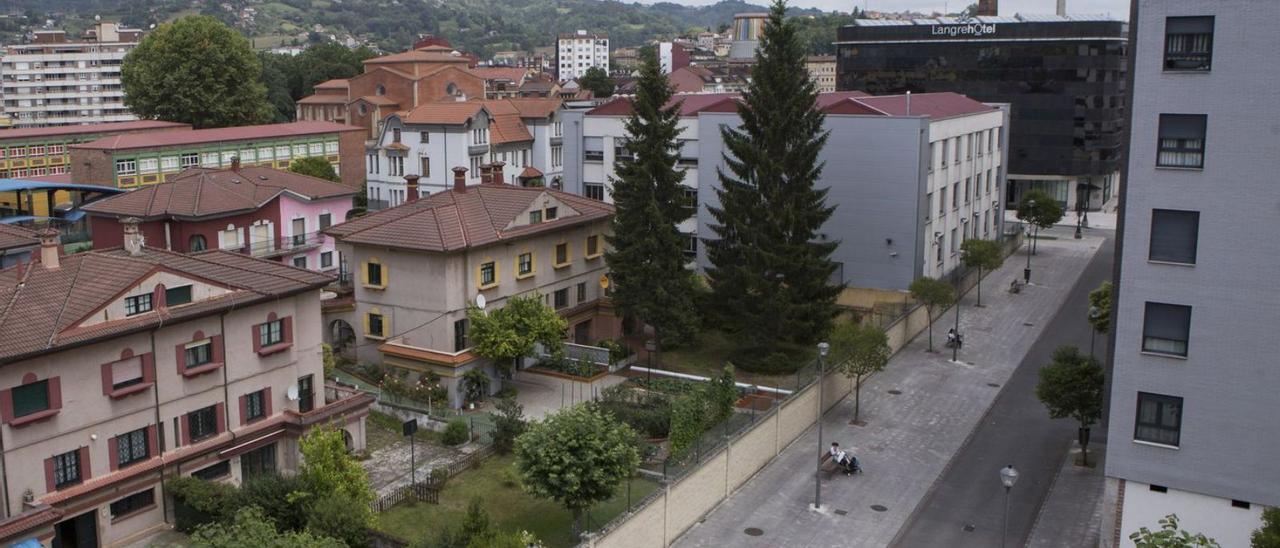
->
[72, 121, 362, 151]
[80, 166, 353, 219]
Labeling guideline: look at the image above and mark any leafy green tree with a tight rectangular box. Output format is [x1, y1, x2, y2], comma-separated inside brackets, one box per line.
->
[667, 393, 706, 459]
[122, 16, 273, 128]
[1129, 514, 1221, 548]
[578, 66, 616, 98]
[238, 473, 309, 533]
[258, 51, 298, 122]
[492, 395, 527, 454]
[289, 157, 340, 183]
[961, 238, 1004, 307]
[831, 321, 890, 424]
[1088, 281, 1113, 335]
[514, 405, 640, 537]
[1253, 508, 1280, 548]
[467, 293, 568, 376]
[909, 277, 955, 352]
[190, 506, 345, 548]
[705, 365, 739, 424]
[296, 426, 375, 532]
[1035, 346, 1104, 466]
[605, 46, 700, 348]
[304, 493, 369, 548]
[705, 0, 842, 357]
[1016, 189, 1064, 254]
[462, 368, 491, 404]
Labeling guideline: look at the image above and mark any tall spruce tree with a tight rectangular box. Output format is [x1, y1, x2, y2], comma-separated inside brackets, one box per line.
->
[604, 47, 700, 347]
[705, 0, 842, 354]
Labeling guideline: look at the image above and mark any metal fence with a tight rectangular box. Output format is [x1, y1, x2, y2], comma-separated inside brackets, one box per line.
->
[370, 481, 441, 512]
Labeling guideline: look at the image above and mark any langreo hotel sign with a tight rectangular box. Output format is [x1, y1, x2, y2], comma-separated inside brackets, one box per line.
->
[931, 23, 998, 37]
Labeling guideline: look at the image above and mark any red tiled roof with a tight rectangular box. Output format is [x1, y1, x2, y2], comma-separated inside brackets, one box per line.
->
[81, 166, 353, 220]
[358, 95, 400, 107]
[400, 102, 486, 125]
[297, 95, 348, 105]
[0, 247, 333, 362]
[814, 90, 873, 108]
[0, 120, 190, 142]
[507, 98, 562, 119]
[0, 224, 37, 251]
[491, 114, 533, 144]
[519, 166, 543, 178]
[0, 505, 61, 540]
[851, 92, 997, 119]
[71, 121, 362, 151]
[474, 67, 529, 82]
[364, 49, 470, 66]
[326, 183, 613, 252]
[589, 91, 992, 120]
[313, 78, 349, 90]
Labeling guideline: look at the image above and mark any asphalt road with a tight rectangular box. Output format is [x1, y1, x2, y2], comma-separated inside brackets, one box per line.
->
[892, 228, 1115, 548]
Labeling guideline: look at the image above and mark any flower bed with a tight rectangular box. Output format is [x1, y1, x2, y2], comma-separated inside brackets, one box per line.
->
[527, 356, 609, 381]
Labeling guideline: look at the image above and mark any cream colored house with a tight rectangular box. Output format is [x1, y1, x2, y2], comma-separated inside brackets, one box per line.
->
[0, 224, 373, 547]
[325, 163, 619, 407]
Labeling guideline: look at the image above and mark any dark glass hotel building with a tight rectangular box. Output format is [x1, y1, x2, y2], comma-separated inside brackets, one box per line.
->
[836, 15, 1127, 212]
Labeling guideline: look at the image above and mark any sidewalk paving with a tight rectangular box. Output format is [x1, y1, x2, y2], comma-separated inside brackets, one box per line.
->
[1026, 442, 1107, 548]
[673, 233, 1105, 548]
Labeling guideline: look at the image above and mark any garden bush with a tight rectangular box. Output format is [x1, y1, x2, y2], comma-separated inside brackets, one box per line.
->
[238, 473, 308, 532]
[492, 396, 526, 454]
[442, 418, 470, 446]
[304, 493, 369, 548]
[462, 369, 491, 404]
[166, 476, 240, 533]
[729, 345, 807, 374]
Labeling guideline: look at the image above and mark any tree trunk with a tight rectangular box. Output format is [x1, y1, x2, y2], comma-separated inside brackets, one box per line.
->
[572, 507, 584, 540]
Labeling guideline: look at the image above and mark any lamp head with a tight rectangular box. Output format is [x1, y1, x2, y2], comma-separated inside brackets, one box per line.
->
[817, 342, 829, 357]
[1000, 464, 1019, 488]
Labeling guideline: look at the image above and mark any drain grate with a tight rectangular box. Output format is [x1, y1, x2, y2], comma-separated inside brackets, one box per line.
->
[1023, 322, 1035, 327]
[834, 509, 848, 516]
[744, 528, 764, 537]
[963, 524, 976, 532]
[887, 389, 902, 395]
[870, 504, 888, 512]
[987, 382, 1001, 388]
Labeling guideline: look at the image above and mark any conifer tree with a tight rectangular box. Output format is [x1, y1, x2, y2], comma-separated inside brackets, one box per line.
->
[705, 0, 842, 354]
[605, 47, 700, 347]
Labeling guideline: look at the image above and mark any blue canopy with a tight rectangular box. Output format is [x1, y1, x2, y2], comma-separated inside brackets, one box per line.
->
[0, 178, 124, 195]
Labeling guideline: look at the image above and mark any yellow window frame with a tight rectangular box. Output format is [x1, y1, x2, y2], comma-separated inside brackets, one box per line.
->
[553, 242, 572, 269]
[363, 308, 387, 340]
[515, 251, 536, 279]
[584, 234, 602, 259]
[362, 258, 387, 290]
[477, 259, 500, 290]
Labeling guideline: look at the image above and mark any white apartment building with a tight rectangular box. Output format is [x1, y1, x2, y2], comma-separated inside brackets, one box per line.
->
[557, 30, 609, 81]
[562, 91, 1009, 289]
[0, 22, 143, 128]
[366, 99, 562, 208]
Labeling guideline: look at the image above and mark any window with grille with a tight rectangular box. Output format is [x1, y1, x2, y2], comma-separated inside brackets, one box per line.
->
[116, 427, 149, 467]
[480, 262, 496, 286]
[554, 288, 568, 309]
[125, 294, 152, 316]
[1135, 392, 1182, 446]
[518, 253, 533, 275]
[52, 450, 80, 488]
[1142, 302, 1191, 357]
[1164, 16, 1213, 71]
[259, 320, 284, 348]
[116, 159, 136, 175]
[246, 390, 266, 422]
[110, 489, 154, 518]
[188, 406, 218, 441]
[1157, 114, 1206, 168]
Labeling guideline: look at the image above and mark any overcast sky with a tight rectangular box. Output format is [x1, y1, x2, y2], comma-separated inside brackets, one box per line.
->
[644, 0, 1130, 19]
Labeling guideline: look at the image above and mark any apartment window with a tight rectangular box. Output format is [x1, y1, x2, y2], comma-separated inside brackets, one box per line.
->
[110, 489, 154, 519]
[166, 285, 193, 307]
[245, 389, 266, 422]
[421, 157, 430, 177]
[951, 183, 959, 209]
[1135, 392, 1182, 447]
[318, 213, 332, 231]
[585, 183, 605, 201]
[1149, 209, 1199, 264]
[614, 138, 633, 162]
[185, 339, 213, 368]
[586, 235, 600, 257]
[480, 261, 497, 286]
[420, 131, 430, 143]
[941, 140, 948, 166]
[116, 159, 137, 175]
[953, 138, 960, 163]
[552, 145, 563, 167]
[392, 128, 402, 143]
[366, 262, 384, 286]
[939, 188, 946, 215]
[389, 155, 405, 177]
[307, 143, 322, 156]
[584, 137, 604, 162]
[13, 379, 50, 417]
[454, 319, 469, 351]
[518, 252, 534, 276]
[1157, 114, 1207, 168]
[188, 406, 218, 441]
[367, 312, 385, 338]
[554, 243, 569, 266]
[1164, 16, 1213, 71]
[529, 210, 543, 224]
[292, 256, 307, 269]
[242, 443, 277, 479]
[577, 282, 587, 303]
[928, 143, 935, 172]
[321, 251, 333, 269]
[115, 427, 149, 468]
[470, 155, 483, 177]
[964, 178, 971, 203]
[125, 293, 153, 316]
[192, 461, 230, 480]
[52, 450, 81, 488]
[259, 319, 284, 348]
[554, 288, 569, 309]
[1142, 302, 1191, 357]
[950, 227, 957, 252]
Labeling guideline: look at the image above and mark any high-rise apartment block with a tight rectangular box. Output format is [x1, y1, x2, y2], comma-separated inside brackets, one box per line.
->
[1102, 2, 1276, 546]
[0, 22, 143, 128]
[556, 31, 608, 81]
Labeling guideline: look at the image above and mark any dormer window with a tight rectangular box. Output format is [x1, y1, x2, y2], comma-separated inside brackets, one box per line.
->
[529, 210, 542, 224]
[393, 128, 401, 143]
[166, 285, 193, 307]
[545, 207, 558, 221]
[125, 294, 152, 316]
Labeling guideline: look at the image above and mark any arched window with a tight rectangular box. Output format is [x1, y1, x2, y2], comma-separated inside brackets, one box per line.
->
[446, 82, 458, 96]
[358, 103, 368, 116]
[188, 234, 207, 252]
[375, 84, 386, 96]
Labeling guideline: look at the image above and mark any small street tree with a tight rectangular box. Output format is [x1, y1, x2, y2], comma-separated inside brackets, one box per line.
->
[296, 425, 375, 543]
[1035, 346, 1104, 466]
[909, 277, 955, 352]
[468, 293, 568, 376]
[1089, 281, 1113, 335]
[289, 157, 340, 182]
[190, 507, 345, 548]
[121, 16, 273, 128]
[514, 405, 640, 538]
[961, 239, 1004, 307]
[605, 46, 700, 348]
[1129, 514, 1221, 548]
[578, 66, 616, 98]
[831, 321, 890, 424]
[1016, 189, 1064, 254]
[1253, 507, 1280, 548]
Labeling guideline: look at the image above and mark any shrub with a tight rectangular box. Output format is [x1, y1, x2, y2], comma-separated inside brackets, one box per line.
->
[304, 493, 369, 548]
[166, 476, 240, 533]
[492, 396, 526, 454]
[668, 394, 708, 459]
[729, 346, 804, 374]
[443, 419, 470, 446]
[462, 369, 491, 403]
[190, 506, 345, 548]
[429, 467, 450, 487]
[238, 473, 308, 532]
[500, 466, 522, 488]
[706, 365, 740, 424]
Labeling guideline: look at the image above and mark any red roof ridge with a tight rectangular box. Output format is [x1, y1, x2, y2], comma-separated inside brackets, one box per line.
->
[43, 252, 89, 348]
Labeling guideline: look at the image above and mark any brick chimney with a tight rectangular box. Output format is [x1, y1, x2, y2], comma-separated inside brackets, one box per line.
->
[491, 161, 506, 185]
[230, 155, 241, 172]
[37, 228, 60, 270]
[451, 167, 468, 193]
[122, 217, 145, 256]
[405, 174, 420, 203]
[479, 163, 493, 185]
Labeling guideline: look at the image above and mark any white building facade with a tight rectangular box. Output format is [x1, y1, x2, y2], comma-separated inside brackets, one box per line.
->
[556, 31, 609, 81]
[0, 22, 142, 128]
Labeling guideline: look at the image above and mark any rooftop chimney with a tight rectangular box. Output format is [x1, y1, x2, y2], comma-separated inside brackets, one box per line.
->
[491, 161, 506, 185]
[1056, 0, 1066, 16]
[405, 174, 421, 203]
[122, 217, 145, 256]
[452, 167, 468, 193]
[479, 163, 494, 185]
[37, 228, 60, 270]
[230, 155, 241, 172]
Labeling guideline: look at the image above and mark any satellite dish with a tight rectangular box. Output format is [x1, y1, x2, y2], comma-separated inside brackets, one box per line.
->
[599, 275, 610, 290]
[286, 385, 300, 401]
[475, 294, 487, 310]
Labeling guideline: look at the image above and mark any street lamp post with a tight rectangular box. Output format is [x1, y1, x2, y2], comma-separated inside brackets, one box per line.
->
[1023, 199, 1036, 283]
[814, 342, 829, 511]
[952, 264, 962, 363]
[1088, 306, 1101, 358]
[1000, 464, 1020, 548]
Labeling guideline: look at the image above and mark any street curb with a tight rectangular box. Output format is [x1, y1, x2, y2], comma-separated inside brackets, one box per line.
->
[1024, 442, 1073, 548]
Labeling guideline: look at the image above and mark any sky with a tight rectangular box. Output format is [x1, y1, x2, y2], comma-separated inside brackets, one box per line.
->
[639, 0, 1130, 19]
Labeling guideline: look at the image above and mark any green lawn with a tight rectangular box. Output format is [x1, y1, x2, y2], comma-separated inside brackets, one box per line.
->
[377, 455, 660, 548]
[658, 331, 813, 390]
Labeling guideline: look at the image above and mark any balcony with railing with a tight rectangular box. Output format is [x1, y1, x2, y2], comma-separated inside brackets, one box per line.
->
[230, 230, 328, 259]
